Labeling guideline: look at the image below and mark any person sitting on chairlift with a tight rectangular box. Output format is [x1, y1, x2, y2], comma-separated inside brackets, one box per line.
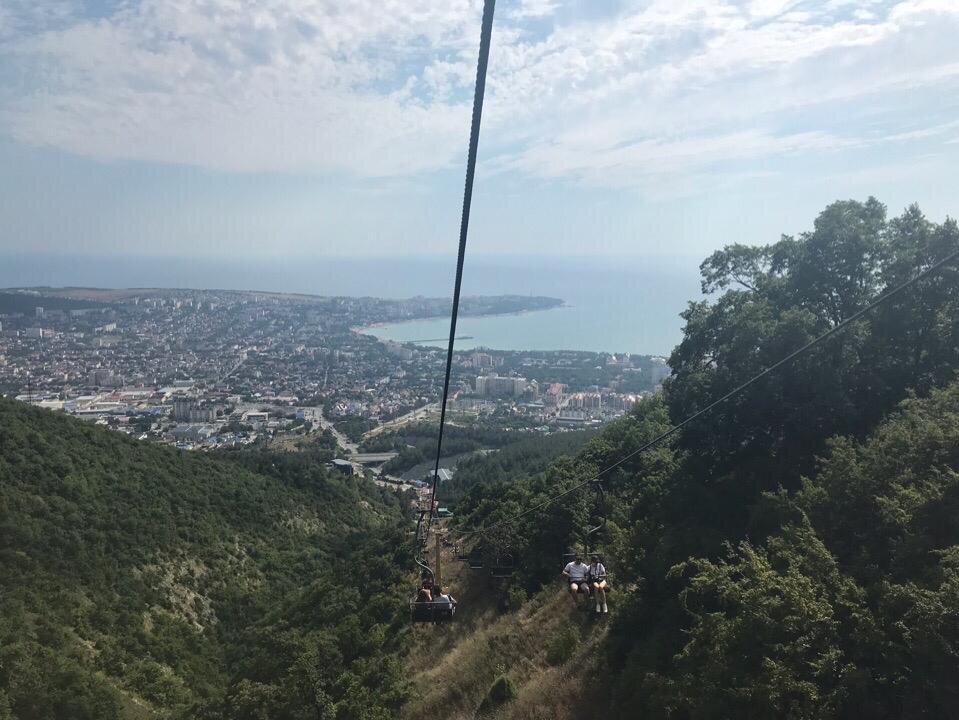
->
[562, 554, 590, 605]
[434, 586, 457, 616]
[417, 577, 433, 603]
[589, 555, 609, 614]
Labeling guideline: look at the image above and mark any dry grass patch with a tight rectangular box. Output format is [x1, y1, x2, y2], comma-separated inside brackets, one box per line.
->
[402, 549, 610, 720]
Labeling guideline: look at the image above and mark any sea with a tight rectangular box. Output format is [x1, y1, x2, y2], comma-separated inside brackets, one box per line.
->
[0, 253, 703, 356]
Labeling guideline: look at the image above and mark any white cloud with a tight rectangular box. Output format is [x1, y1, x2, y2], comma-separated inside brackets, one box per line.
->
[482, 0, 959, 189]
[0, 0, 957, 190]
[746, 0, 804, 19]
[0, 0, 488, 175]
[0, 0, 80, 40]
[509, 0, 563, 20]
[495, 129, 859, 191]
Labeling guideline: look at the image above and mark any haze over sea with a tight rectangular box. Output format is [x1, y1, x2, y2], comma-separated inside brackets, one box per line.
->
[0, 253, 702, 355]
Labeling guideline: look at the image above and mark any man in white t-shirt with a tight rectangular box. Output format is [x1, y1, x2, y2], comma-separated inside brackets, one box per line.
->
[562, 555, 589, 605]
[434, 586, 457, 618]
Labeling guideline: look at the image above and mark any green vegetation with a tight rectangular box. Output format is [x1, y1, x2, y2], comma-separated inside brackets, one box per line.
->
[0, 397, 412, 719]
[544, 626, 579, 666]
[454, 199, 959, 718]
[223, 427, 339, 467]
[439, 428, 596, 502]
[361, 421, 543, 477]
[479, 675, 517, 711]
[399, 568, 609, 720]
[0, 291, 108, 315]
[458, 295, 562, 317]
[334, 416, 378, 443]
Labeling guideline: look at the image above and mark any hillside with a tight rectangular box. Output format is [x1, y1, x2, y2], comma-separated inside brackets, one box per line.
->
[402, 536, 611, 720]
[430, 383, 958, 717]
[0, 397, 412, 719]
[447, 199, 959, 719]
[0, 290, 108, 314]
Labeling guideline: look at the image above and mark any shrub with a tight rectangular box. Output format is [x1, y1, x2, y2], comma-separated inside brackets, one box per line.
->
[505, 586, 527, 612]
[479, 674, 517, 712]
[545, 626, 579, 666]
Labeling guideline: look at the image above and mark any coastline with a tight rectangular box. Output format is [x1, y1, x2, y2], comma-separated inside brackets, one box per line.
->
[350, 301, 568, 340]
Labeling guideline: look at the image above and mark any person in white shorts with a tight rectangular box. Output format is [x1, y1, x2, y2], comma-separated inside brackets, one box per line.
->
[562, 555, 590, 605]
[589, 555, 609, 614]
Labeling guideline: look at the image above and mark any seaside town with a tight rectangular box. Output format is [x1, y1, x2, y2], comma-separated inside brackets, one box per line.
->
[0, 288, 669, 462]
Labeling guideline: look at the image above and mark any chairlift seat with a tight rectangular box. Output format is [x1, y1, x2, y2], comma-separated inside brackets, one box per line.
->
[489, 553, 515, 578]
[411, 600, 456, 624]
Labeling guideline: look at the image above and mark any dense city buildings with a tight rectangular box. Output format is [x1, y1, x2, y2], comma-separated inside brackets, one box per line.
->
[0, 288, 668, 449]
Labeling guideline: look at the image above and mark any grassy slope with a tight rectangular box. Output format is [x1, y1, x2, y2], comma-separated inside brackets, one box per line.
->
[400, 425, 611, 719]
[402, 540, 610, 720]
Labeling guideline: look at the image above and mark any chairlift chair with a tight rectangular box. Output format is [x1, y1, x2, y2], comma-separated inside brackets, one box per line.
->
[410, 575, 456, 624]
[488, 552, 515, 578]
[410, 599, 455, 624]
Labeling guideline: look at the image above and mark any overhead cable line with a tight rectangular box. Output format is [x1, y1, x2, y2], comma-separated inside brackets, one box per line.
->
[416, 0, 497, 575]
[458, 246, 959, 537]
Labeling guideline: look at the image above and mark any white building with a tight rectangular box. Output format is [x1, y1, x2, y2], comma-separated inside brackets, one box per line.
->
[471, 352, 494, 368]
[476, 375, 527, 398]
[649, 358, 671, 385]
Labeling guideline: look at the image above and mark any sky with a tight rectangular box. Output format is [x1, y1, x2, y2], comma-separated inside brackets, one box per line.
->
[1, 0, 958, 262]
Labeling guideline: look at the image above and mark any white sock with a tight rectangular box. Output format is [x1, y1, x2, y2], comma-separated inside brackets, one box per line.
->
[603, 603, 608, 612]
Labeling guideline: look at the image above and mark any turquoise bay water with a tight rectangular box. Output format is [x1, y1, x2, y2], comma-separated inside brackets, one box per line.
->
[365, 302, 674, 355]
[359, 256, 702, 355]
[0, 253, 703, 355]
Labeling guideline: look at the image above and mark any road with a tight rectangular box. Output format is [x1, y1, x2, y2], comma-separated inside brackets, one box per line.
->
[363, 402, 438, 440]
[217, 349, 250, 384]
[374, 474, 418, 493]
[352, 452, 399, 464]
[314, 406, 359, 454]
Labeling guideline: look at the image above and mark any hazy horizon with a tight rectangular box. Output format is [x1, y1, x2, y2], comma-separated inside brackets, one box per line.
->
[0, 251, 702, 296]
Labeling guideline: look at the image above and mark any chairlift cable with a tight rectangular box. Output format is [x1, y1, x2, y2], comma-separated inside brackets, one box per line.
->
[458, 246, 959, 538]
[417, 0, 497, 578]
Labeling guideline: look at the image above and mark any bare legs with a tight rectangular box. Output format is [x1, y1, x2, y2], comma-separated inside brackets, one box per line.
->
[592, 581, 608, 613]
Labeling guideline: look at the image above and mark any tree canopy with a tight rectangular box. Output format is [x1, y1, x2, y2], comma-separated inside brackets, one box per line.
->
[0, 397, 413, 719]
[455, 199, 959, 718]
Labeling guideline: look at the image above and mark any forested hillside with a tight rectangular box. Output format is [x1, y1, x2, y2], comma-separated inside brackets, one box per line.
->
[359, 422, 548, 478]
[0, 291, 107, 314]
[438, 428, 597, 502]
[452, 199, 959, 719]
[0, 398, 412, 720]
